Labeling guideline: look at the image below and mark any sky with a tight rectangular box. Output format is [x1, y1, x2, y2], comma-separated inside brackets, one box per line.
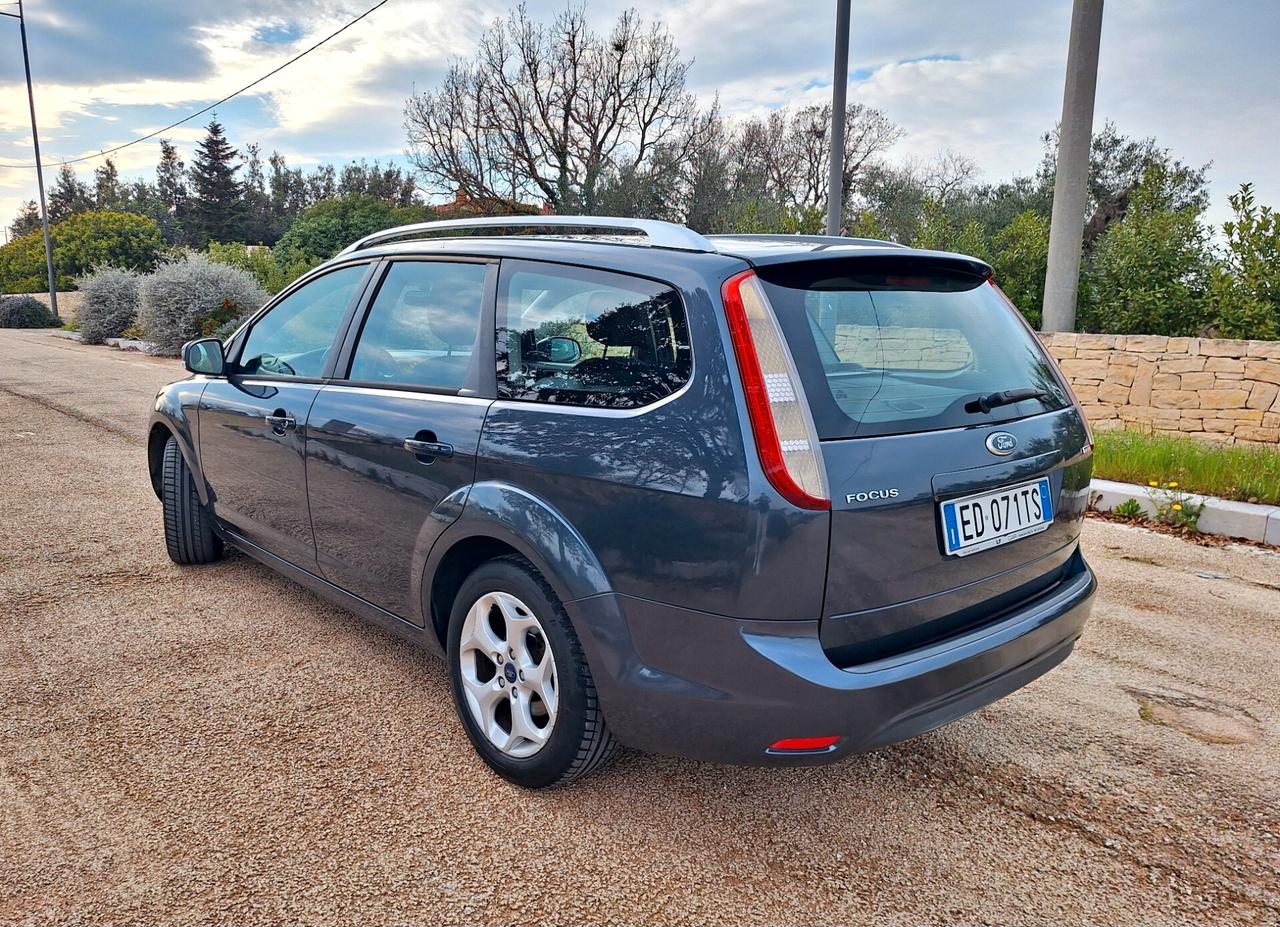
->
[1, 0, 1278, 241]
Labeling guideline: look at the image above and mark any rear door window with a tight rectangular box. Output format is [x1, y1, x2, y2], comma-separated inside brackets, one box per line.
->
[496, 262, 691, 409]
[758, 262, 1071, 439]
[347, 261, 488, 389]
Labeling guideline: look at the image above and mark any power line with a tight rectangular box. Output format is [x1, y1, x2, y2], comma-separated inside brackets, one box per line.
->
[0, 0, 392, 171]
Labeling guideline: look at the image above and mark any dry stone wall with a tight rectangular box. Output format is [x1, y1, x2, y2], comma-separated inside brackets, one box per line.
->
[1041, 333, 1280, 444]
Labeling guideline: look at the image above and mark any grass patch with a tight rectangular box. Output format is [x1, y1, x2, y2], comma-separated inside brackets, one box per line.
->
[1092, 430, 1280, 505]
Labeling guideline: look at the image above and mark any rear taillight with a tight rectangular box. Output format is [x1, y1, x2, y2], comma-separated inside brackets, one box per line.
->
[721, 270, 829, 510]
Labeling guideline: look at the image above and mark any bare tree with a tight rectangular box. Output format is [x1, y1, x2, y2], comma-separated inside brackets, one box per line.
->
[727, 103, 901, 212]
[921, 149, 979, 203]
[405, 4, 698, 214]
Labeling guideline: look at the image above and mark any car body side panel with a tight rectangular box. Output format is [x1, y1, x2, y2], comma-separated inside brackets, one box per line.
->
[475, 261, 830, 623]
[306, 386, 492, 624]
[197, 378, 325, 569]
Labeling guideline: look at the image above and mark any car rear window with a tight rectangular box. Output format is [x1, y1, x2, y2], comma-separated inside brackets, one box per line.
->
[496, 261, 691, 409]
[757, 260, 1071, 440]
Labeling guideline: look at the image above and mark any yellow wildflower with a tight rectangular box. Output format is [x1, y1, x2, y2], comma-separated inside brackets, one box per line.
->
[1172, 503, 1183, 511]
[1168, 482, 1178, 488]
[1148, 480, 1159, 487]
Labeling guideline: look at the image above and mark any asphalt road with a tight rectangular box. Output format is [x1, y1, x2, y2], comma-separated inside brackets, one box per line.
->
[2, 330, 1278, 926]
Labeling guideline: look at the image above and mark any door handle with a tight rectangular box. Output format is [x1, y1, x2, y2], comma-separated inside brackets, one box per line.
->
[264, 410, 296, 434]
[404, 436, 454, 462]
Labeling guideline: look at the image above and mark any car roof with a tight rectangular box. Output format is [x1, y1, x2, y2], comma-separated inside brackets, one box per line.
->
[320, 220, 990, 278]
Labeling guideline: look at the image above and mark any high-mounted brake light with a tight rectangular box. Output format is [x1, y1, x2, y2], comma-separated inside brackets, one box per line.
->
[722, 270, 830, 510]
[768, 736, 841, 753]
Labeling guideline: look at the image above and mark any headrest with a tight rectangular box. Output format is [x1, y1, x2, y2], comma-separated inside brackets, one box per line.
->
[586, 300, 654, 347]
[396, 279, 480, 347]
[429, 299, 479, 347]
[400, 286, 432, 308]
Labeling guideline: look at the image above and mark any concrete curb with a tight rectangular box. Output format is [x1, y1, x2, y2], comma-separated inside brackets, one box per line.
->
[105, 336, 160, 353]
[48, 330, 159, 354]
[1090, 478, 1280, 545]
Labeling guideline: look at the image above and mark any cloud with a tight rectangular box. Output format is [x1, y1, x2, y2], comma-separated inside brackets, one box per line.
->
[2, 0, 1278, 236]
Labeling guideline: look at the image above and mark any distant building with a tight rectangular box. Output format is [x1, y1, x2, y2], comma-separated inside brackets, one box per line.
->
[434, 189, 554, 218]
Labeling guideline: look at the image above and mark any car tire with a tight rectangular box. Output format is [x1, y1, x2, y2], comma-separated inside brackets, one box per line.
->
[161, 436, 223, 565]
[447, 554, 618, 788]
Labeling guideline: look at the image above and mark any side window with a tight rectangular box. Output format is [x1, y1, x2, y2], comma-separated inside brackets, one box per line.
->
[497, 264, 691, 409]
[348, 261, 488, 389]
[239, 265, 367, 378]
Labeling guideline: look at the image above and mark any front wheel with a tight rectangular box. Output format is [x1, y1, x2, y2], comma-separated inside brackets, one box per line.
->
[161, 436, 223, 565]
[447, 555, 617, 788]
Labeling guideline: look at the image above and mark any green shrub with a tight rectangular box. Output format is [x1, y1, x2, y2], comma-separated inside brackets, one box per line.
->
[273, 195, 434, 267]
[138, 253, 267, 355]
[206, 241, 313, 295]
[0, 210, 163, 293]
[0, 294, 57, 328]
[990, 210, 1050, 327]
[76, 266, 142, 344]
[207, 314, 251, 343]
[1202, 184, 1280, 339]
[1078, 164, 1212, 335]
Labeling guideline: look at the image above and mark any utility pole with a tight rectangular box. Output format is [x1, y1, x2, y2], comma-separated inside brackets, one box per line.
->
[2, 0, 59, 320]
[825, 0, 851, 236]
[1041, 0, 1104, 332]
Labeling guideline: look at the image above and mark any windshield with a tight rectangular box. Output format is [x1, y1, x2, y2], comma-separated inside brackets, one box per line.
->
[757, 261, 1071, 440]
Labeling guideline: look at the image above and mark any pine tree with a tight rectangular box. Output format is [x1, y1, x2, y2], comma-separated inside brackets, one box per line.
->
[7, 200, 42, 240]
[188, 120, 245, 246]
[94, 158, 122, 209]
[241, 143, 275, 244]
[48, 165, 92, 223]
[155, 139, 188, 244]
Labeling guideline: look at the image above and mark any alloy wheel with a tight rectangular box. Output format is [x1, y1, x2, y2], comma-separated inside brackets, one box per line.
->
[457, 591, 559, 758]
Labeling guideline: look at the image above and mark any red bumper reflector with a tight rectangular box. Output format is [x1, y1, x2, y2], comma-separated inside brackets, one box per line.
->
[768, 736, 841, 752]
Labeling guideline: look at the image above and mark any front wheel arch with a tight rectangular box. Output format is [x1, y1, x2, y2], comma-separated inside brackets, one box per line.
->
[148, 422, 209, 506]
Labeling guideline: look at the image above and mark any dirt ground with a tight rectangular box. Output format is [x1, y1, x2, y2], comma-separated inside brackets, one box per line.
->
[1, 329, 1277, 926]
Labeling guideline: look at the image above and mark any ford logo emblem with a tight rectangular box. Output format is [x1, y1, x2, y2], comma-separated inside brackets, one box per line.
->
[985, 432, 1017, 456]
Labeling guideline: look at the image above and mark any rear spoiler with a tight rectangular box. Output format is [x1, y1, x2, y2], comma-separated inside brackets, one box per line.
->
[751, 251, 994, 290]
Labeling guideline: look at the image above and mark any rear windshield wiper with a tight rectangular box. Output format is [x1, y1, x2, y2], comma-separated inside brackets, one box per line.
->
[967, 388, 1048, 414]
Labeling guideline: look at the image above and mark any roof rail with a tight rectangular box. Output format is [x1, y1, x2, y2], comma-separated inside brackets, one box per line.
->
[706, 233, 905, 249]
[338, 215, 716, 255]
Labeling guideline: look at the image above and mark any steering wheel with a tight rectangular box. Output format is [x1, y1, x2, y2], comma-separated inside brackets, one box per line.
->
[255, 353, 296, 376]
[353, 344, 402, 381]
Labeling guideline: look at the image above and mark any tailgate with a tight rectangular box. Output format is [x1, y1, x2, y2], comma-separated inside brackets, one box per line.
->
[817, 408, 1092, 666]
[750, 254, 1093, 666]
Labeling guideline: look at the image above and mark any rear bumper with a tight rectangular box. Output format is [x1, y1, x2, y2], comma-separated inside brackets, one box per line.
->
[566, 550, 1096, 765]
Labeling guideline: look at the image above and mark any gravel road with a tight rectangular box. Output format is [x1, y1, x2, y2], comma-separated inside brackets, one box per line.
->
[2, 330, 1278, 926]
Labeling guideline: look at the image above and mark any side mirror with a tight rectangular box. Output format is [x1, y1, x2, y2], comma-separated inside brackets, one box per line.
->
[182, 338, 225, 376]
[539, 335, 582, 364]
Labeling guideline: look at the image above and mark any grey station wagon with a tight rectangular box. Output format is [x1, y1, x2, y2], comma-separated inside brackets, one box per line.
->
[149, 216, 1097, 787]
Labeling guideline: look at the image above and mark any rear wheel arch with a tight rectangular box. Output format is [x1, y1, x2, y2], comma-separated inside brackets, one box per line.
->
[427, 536, 523, 650]
[422, 486, 612, 650]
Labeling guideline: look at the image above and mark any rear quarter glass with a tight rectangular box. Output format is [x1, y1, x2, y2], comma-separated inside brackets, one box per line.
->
[756, 259, 1071, 440]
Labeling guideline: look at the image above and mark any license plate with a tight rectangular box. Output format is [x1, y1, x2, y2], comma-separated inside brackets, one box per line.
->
[940, 478, 1054, 557]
